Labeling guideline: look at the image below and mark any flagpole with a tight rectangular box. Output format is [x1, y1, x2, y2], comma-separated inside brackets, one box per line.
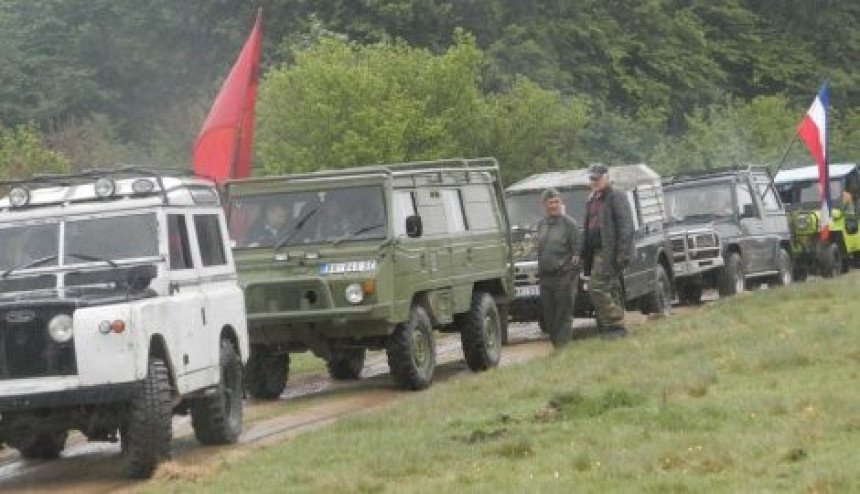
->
[769, 133, 799, 179]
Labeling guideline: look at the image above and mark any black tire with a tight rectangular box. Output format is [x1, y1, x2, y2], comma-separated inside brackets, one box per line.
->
[771, 248, 793, 286]
[640, 265, 672, 316]
[820, 242, 845, 278]
[538, 313, 548, 334]
[496, 302, 510, 346]
[677, 279, 703, 305]
[717, 252, 744, 296]
[458, 292, 503, 372]
[15, 431, 68, 460]
[191, 340, 244, 445]
[122, 357, 173, 479]
[793, 261, 809, 282]
[245, 345, 289, 400]
[327, 348, 366, 380]
[387, 306, 435, 390]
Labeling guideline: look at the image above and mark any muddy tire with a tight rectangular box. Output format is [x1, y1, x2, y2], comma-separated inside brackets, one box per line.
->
[458, 292, 503, 372]
[122, 357, 173, 479]
[771, 248, 793, 286]
[245, 345, 289, 400]
[387, 305, 435, 390]
[327, 348, 366, 380]
[15, 431, 68, 460]
[640, 265, 672, 316]
[191, 340, 243, 445]
[717, 252, 744, 296]
[820, 242, 845, 278]
[677, 279, 703, 305]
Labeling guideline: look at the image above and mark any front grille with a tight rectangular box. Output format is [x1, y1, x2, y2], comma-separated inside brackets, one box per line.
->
[0, 308, 77, 380]
[693, 234, 717, 248]
[692, 249, 721, 260]
[246, 280, 331, 314]
[670, 237, 686, 253]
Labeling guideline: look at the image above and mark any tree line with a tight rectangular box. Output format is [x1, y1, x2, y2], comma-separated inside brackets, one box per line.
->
[0, 1, 858, 183]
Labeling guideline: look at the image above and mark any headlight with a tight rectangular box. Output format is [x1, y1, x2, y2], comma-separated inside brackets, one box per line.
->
[9, 186, 30, 207]
[94, 177, 116, 198]
[345, 283, 364, 305]
[48, 314, 74, 343]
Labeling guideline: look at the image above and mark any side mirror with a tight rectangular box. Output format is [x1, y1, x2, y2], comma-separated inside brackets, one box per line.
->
[741, 204, 756, 219]
[405, 215, 423, 238]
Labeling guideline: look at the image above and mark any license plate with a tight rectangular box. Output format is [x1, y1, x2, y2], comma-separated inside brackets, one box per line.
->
[515, 285, 540, 297]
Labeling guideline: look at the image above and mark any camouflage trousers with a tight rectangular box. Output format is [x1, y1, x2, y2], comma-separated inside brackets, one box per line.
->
[588, 249, 625, 329]
[539, 269, 577, 348]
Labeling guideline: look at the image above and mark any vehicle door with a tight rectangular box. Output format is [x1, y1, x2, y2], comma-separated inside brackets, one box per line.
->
[753, 175, 790, 270]
[190, 211, 236, 373]
[164, 212, 207, 377]
[734, 179, 767, 274]
[620, 188, 651, 300]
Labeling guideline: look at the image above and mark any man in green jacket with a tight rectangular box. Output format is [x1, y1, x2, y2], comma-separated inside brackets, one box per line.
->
[537, 188, 581, 348]
[581, 164, 634, 338]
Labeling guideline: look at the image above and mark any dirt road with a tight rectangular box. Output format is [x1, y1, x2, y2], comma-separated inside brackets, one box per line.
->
[0, 322, 556, 493]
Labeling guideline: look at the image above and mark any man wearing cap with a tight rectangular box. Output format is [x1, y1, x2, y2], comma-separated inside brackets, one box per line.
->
[537, 188, 581, 348]
[581, 164, 634, 338]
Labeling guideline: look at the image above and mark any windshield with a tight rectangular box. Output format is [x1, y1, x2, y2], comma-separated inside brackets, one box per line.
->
[506, 188, 590, 231]
[665, 182, 734, 221]
[0, 213, 158, 274]
[229, 185, 387, 248]
[777, 179, 843, 206]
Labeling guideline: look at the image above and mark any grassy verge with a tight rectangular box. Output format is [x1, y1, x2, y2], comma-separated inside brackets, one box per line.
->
[155, 275, 860, 493]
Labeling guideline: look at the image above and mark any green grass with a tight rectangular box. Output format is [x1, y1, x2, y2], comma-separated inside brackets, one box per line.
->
[154, 275, 860, 493]
[289, 351, 327, 376]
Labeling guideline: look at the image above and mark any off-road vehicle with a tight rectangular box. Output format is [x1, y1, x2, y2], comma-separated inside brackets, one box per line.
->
[664, 224, 724, 305]
[225, 158, 513, 397]
[505, 164, 675, 325]
[0, 169, 248, 478]
[664, 166, 793, 297]
[775, 163, 860, 279]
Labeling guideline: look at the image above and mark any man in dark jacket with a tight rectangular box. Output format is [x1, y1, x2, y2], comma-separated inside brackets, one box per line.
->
[581, 164, 634, 338]
[537, 188, 581, 348]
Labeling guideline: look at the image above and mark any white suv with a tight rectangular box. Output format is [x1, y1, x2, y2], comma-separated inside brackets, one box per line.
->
[0, 169, 248, 478]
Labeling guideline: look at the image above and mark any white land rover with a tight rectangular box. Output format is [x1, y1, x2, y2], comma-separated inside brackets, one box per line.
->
[0, 169, 248, 478]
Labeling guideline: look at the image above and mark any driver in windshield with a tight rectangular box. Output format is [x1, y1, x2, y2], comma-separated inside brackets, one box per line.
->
[316, 191, 360, 240]
[247, 202, 290, 246]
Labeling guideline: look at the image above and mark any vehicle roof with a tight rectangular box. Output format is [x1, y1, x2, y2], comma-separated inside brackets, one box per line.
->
[774, 163, 857, 184]
[505, 163, 659, 194]
[0, 167, 220, 215]
[225, 157, 500, 188]
[662, 165, 771, 187]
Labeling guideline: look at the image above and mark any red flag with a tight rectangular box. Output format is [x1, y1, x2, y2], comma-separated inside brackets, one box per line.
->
[193, 9, 262, 182]
[796, 82, 830, 240]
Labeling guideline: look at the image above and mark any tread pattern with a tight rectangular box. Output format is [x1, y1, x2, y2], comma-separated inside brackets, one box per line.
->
[245, 345, 289, 400]
[122, 358, 173, 479]
[717, 253, 743, 296]
[191, 340, 243, 445]
[387, 306, 435, 390]
[459, 292, 502, 372]
[16, 431, 68, 460]
[327, 348, 366, 380]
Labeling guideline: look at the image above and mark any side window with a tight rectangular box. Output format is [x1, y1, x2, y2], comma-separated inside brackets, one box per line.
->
[168, 214, 193, 270]
[756, 182, 781, 213]
[626, 190, 642, 231]
[414, 189, 448, 236]
[194, 214, 227, 267]
[441, 189, 467, 233]
[736, 182, 756, 217]
[462, 184, 499, 232]
[393, 191, 416, 237]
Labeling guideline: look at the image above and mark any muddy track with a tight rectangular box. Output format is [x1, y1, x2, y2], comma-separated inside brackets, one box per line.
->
[0, 322, 555, 493]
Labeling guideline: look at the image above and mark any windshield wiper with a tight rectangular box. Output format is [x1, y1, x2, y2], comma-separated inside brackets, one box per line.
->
[273, 203, 323, 251]
[2, 254, 60, 278]
[66, 252, 119, 268]
[332, 222, 385, 246]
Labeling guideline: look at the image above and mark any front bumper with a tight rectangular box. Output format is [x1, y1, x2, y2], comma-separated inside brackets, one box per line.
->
[672, 256, 724, 278]
[0, 376, 138, 411]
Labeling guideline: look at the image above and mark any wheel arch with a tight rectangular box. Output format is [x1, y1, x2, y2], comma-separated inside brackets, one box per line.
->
[147, 334, 177, 389]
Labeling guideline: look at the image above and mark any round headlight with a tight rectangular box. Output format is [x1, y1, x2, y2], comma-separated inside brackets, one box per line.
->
[94, 177, 116, 198]
[345, 283, 364, 305]
[9, 186, 30, 207]
[48, 314, 74, 343]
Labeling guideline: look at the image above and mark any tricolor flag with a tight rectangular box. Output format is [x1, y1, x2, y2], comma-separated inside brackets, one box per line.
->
[796, 82, 830, 240]
[193, 9, 262, 182]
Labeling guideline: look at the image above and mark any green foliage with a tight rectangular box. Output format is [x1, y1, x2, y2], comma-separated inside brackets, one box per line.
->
[0, 124, 68, 179]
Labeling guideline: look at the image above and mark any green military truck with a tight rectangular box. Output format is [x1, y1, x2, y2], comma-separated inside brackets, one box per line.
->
[225, 158, 513, 396]
[775, 163, 860, 279]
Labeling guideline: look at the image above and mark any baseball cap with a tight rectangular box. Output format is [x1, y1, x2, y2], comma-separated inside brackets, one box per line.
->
[588, 163, 609, 180]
